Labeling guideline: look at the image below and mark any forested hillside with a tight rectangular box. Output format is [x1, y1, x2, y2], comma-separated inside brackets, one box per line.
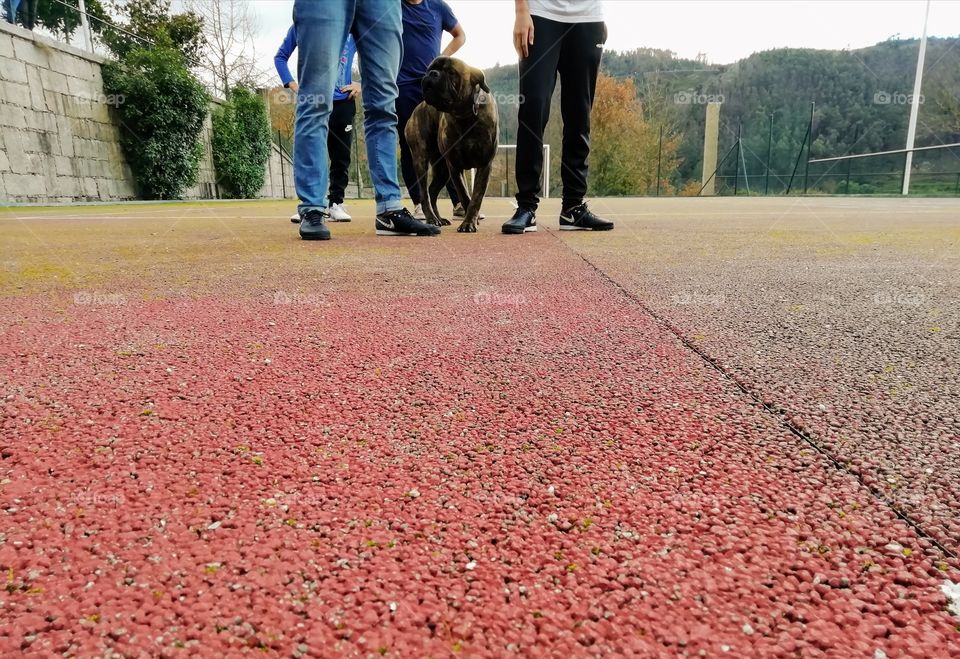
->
[483, 38, 960, 194]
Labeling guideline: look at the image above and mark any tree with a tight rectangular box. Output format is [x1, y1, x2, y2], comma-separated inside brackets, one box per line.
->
[265, 86, 295, 150]
[589, 75, 681, 196]
[934, 89, 960, 129]
[30, 0, 112, 39]
[211, 87, 272, 198]
[924, 66, 960, 139]
[102, 0, 203, 63]
[102, 46, 209, 199]
[185, 0, 268, 98]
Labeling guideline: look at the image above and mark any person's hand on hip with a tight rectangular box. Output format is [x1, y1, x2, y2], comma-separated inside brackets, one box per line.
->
[340, 82, 361, 100]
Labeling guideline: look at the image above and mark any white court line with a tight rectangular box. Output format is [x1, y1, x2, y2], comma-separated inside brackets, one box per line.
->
[1, 208, 275, 218]
[6, 211, 955, 221]
[579, 211, 959, 217]
[4, 215, 296, 221]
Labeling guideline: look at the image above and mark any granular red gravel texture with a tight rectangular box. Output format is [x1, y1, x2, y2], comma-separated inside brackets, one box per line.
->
[562, 197, 960, 557]
[1, 199, 959, 656]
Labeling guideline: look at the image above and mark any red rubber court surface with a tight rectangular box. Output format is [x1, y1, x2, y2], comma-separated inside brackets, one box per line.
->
[1, 198, 959, 657]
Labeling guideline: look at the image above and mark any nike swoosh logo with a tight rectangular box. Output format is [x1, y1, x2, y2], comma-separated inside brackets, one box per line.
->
[380, 217, 394, 229]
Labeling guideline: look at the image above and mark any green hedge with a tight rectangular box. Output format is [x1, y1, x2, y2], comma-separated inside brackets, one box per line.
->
[102, 47, 208, 200]
[211, 88, 272, 199]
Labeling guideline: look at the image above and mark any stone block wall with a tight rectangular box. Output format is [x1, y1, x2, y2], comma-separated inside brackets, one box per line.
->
[0, 21, 294, 204]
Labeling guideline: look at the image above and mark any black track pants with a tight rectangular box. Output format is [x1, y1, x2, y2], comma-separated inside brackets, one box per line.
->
[327, 98, 356, 205]
[515, 16, 605, 211]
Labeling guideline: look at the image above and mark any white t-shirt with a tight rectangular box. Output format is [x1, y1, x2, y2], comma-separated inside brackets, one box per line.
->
[528, 0, 604, 23]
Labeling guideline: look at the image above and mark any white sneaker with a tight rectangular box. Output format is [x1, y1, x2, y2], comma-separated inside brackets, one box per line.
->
[290, 212, 301, 223]
[329, 203, 352, 222]
[412, 204, 426, 220]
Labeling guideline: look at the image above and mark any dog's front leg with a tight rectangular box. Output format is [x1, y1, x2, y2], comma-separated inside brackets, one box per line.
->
[457, 164, 491, 233]
[409, 141, 444, 226]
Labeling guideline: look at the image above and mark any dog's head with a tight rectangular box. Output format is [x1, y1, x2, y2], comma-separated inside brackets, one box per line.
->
[421, 56, 490, 115]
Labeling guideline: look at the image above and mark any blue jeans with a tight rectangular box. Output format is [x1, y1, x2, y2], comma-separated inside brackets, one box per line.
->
[7, 0, 22, 23]
[293, 0, 403, 215]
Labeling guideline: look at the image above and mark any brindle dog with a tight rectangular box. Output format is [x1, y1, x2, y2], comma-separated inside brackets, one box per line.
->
[405, 57, 499, 233]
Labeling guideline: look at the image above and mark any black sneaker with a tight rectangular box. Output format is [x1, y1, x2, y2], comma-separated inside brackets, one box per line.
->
[559, 203, 614, 231]
[502, 207, 537, 234]
[376, 208, 440, 236]
[299, 209, 331, 240]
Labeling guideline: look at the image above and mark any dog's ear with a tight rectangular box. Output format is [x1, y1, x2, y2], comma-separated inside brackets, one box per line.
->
[471, 67, 490, 93]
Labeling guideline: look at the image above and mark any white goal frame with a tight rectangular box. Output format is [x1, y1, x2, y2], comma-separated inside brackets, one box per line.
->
[468, 144, 551, 198]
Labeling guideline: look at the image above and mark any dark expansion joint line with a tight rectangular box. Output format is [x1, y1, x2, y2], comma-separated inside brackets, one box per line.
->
[551, 231, 957, 561]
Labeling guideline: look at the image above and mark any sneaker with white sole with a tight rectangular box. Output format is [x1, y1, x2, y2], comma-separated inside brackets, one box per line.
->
[376, 208, 440, 236]
[329, 203, 352, 222]
[502, 207, 537, 234]
[412, 204, 426, 220]
[559, 203, 614, 231]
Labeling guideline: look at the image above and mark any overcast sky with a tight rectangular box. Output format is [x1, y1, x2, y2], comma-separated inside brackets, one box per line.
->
[237, 0, 959, 84]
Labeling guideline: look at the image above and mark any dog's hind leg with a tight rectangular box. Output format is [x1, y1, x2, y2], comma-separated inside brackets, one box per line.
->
[449, 167, 471, 214]
[457, 164, 491, 233]
[428, 158, 451, 226]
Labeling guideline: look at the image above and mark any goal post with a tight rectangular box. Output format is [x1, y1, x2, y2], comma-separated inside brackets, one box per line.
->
[469, 144, 551, 198]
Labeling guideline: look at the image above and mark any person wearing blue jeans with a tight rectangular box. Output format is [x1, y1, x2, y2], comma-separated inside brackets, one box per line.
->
[276, 26, 359, 223]
[293, 0, 440, 239]
[5, 0, 21, 24]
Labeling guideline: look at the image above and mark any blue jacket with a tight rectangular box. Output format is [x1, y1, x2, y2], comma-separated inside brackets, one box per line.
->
[399, 0, 458, 87]
[275, 26, 357, 102]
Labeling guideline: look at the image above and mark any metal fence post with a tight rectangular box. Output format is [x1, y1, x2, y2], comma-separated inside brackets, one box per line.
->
[505, 149, 510, 198]
[543, 144, 550, 198]
[354, 124, 362, 199]
[656, 125, 663, 196]
[733, 122, 742, 196]
[803, 101, 815, 195]
[845, 125, 859, 194]
[764, 113, 773, 195]
[77, 0, 93, 52]
[899, 152, 909, 194]
[277, 130, 286, 198]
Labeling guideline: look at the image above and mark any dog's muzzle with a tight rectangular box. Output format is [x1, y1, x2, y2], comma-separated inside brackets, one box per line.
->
[421, 69, 441, 95]
[421, 71, 452, 110]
